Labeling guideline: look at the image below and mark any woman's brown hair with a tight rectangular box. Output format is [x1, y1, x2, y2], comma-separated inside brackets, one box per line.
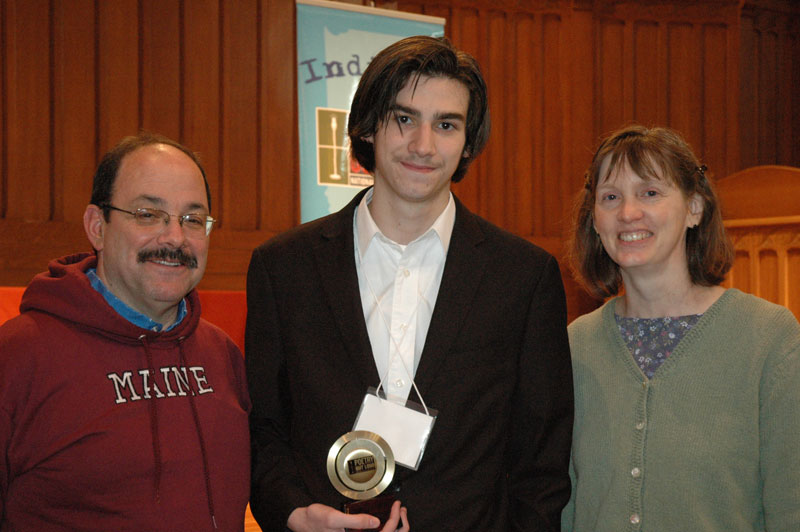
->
[569, 125, 733, 299]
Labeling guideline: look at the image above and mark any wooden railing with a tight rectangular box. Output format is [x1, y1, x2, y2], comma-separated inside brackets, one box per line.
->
[717, 166, 800, 321]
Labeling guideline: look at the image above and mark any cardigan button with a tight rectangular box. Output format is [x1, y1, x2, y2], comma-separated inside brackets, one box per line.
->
[635, 421, 645, 430]
[631, 467, 641, 478]
[630, 513, 641, 524]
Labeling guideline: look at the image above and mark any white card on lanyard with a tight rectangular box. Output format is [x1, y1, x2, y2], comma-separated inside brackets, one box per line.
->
[353, 388, 437, 471]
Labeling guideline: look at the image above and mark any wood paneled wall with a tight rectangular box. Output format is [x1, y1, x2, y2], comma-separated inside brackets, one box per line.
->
[1, 0, 798, 320]
[725, 222, 800, 321]
[1, 0, 296, 289]
[717, 165, 800, 321]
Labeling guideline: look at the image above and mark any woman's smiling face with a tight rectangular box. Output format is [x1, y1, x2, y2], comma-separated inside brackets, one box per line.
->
[593, 156, 702, 280]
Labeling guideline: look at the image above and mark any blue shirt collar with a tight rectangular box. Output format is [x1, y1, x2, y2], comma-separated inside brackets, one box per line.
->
[86, 268, 187, 332]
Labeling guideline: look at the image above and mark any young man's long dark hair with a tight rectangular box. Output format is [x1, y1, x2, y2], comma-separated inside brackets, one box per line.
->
[348, 36, 490, 183]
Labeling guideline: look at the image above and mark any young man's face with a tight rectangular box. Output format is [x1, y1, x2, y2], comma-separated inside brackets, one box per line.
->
[368, 75, 469, 213]
[86, 144, 210, 324]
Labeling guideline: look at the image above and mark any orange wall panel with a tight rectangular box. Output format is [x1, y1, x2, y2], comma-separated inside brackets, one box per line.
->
[221, 0, 259, 232]
[183, 0, 223, 223]
[260, 0, 298, 231]
[702, 24, 731, 178]
[98, 1, 140, 153]
[141, 0, 182, 140]
[633, 21, 661, 127]
[598, 19, 626, 135]
[789, 249, 800, 316]
[758, 248, 780, 304]
[53, 0, 97, 223]
[4, 0, 51, 221]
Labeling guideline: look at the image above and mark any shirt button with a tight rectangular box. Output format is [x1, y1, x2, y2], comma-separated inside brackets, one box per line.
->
[630, 513, 640, 524]
[636, 421, 645, 430]
[394, 378, 405, 388]
[403, 269, 410, 277]
[631, 467, 641, 478]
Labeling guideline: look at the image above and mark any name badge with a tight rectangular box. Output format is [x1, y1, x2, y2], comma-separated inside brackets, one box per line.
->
[353, 388, 437, 470]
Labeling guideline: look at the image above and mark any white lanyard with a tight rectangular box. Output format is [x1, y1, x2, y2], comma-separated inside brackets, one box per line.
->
[357, 240, 431, 416]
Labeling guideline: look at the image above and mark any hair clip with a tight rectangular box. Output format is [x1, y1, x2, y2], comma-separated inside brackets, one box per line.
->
[696, 165, 708, 178]
[583, 172, 592, 191]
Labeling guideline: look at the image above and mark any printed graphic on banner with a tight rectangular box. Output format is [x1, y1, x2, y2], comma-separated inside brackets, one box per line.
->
[316, 108, 373, 188]
[297, 0, 444, 223]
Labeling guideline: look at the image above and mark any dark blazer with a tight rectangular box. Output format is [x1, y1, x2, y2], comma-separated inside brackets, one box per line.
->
[246, 189, 573, 531]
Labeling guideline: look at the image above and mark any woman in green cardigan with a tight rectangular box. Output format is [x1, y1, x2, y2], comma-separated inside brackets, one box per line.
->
[562, 125, 800, 532]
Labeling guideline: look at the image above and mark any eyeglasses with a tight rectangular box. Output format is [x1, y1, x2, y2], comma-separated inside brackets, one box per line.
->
[101, 204, 216, 236]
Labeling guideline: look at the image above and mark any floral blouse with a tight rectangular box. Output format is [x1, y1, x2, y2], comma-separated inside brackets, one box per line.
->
[615, 314, 703, 378]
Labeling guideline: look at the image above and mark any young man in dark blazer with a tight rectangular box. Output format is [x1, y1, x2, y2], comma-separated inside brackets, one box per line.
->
[246, 36, 573, 532]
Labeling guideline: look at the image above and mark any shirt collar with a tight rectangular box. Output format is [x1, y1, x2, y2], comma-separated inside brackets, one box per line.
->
[355, 187, 456, 258]
[86, 268, 187, 332]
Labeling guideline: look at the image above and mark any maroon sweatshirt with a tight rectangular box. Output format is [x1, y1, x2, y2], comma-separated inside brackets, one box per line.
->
[0, 253, 250, 531]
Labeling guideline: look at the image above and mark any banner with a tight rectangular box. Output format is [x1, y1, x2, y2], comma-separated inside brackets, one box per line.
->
[296, 0, 445, 222]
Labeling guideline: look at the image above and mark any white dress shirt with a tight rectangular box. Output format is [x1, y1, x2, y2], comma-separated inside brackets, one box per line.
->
[354, 188, 455, 402]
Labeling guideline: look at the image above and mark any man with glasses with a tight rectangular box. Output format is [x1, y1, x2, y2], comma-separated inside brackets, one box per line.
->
[0, 133, 250, 531]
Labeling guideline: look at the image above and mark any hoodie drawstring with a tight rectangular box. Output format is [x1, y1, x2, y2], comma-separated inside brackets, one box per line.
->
[138, 334, 163, 503]
[138, 334, 217, 530]
[178, 337, 218, 530]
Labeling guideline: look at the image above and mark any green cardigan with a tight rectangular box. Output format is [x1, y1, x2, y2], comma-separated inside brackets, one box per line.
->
[562, 289, 800, 532]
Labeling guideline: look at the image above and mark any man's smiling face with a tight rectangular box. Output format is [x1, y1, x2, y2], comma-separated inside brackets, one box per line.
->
[89, 143, 210, 324]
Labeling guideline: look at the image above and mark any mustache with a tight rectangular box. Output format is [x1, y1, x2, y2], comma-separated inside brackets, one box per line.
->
[137, 247, 198, 269]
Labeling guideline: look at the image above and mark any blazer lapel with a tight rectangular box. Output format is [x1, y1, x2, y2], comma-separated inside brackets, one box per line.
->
[412, 197, 488, 399]
[310, 189, 380, 387]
